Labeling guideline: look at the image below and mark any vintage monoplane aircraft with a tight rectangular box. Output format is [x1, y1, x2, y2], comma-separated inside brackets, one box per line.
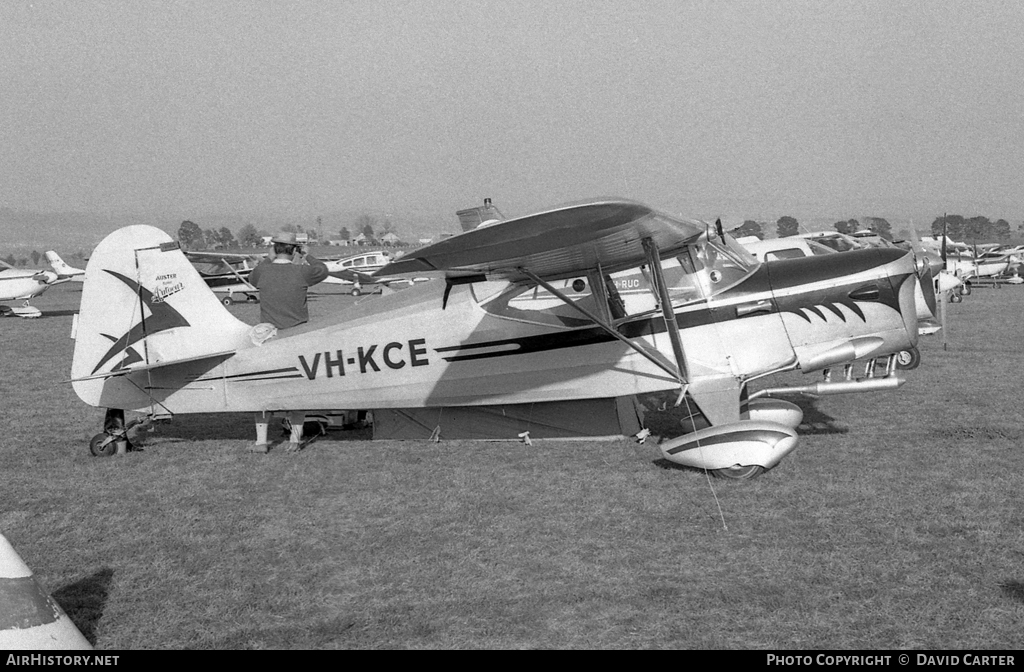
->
[70, 199, 921, 478]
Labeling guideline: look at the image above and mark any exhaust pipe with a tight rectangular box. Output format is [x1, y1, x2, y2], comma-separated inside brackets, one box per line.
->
[751, 375, 905, 398]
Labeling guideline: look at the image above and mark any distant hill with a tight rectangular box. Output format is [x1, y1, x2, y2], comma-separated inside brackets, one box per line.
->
[0, 208, 178, 259]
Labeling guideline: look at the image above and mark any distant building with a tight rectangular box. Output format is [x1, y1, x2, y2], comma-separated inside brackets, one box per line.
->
[379, 231, 402, 246]
[328, 239, 352, 246]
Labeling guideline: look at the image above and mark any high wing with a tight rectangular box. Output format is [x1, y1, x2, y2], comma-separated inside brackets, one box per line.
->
[378, 198, 714, 402]
[376, 199, 708, 283]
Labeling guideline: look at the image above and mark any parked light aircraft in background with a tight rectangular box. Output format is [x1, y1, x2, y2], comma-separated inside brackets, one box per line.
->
[0, 260, 68, 318]
[323, 250, 393, 295]
[45, 251, 86, 282]
[184, 251, 263, 305]
[70, 199, 922, 479]
[185, 248, 424, 300]
[916, 236, 1013, 298]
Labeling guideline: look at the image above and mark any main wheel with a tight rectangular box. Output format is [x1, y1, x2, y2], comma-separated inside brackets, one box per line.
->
[895, 346, 921, 370]
[222, 297, 233, 306]
[962, 283, 972, 296]
[950, 292, 963, 303]
[713, 465, 765, 480]
[89, 433, 117, 457]
[351, 287, 362, 296]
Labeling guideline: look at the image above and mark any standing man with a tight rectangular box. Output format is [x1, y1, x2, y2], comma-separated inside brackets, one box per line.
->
[246, 231, 330, 453]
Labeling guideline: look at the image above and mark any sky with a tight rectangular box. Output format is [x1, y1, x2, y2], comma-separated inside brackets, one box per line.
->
[3, 0, 1024, 228]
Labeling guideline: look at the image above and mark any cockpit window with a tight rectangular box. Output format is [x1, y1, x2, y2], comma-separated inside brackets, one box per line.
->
[474, 277, 599, 328]
[474, 234, 757, 327]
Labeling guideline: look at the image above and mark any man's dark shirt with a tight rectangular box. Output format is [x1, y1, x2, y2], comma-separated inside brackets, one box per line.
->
[248, 256, 329, 329]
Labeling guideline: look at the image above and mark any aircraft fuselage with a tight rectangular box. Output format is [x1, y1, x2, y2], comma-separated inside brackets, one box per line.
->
[78, 246, 918, 416]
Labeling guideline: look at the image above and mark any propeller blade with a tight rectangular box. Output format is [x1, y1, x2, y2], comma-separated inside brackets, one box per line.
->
[919, 266, 937, 319]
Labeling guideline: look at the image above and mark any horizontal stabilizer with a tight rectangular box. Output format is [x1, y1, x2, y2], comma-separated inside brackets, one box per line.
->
[69, 350, 236, 382]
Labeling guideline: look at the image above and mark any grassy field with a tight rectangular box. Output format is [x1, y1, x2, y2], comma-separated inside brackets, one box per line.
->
[1, 281, 1022, 650]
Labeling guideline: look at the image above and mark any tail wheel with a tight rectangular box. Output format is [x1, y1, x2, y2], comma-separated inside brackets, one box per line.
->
[89, 434, 118, 457]
[713, 465, 765, 480]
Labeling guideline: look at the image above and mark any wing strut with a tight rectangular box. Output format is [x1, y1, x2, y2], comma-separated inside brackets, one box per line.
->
[642, 237, 690, 384]
[224, 262, 256, 291]
[517, 267, 685, 385]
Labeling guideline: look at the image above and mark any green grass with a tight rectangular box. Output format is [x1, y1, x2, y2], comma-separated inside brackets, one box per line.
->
[1, 282, 1022, 649]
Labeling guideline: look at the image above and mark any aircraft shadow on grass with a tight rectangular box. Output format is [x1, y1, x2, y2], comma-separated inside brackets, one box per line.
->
[135, 412, 371, 444]
[54, 567, 114, 645]
[1000, 580, 1024, 604]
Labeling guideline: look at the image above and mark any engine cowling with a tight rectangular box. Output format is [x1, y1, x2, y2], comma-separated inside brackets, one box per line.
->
[659, 419, 798, 471]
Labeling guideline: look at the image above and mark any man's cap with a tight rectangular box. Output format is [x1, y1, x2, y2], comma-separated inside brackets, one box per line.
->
[271, 231, 299, 245]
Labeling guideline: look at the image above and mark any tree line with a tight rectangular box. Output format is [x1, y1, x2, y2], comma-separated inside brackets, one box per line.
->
[176, 214, 399, 250]
[928, 215, 1011, 242]
[731, 214, 1017, 243]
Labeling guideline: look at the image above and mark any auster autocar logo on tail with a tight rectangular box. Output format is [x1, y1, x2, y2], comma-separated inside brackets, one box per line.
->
[90, 270, 190, 375]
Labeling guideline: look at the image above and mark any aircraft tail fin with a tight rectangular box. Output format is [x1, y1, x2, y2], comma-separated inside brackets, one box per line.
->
[45, 251, 85, 279]
[71, 226, 254, 403]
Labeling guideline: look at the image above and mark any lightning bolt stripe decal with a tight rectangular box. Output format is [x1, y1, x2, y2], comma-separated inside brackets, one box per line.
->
[90, 270, 191, 375]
